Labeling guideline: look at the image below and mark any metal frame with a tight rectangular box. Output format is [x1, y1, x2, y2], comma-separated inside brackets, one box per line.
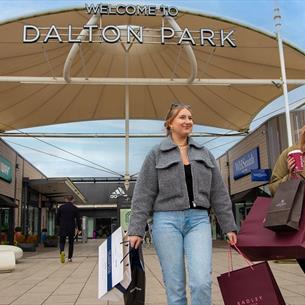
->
[1, 76, 304, 86]
[0, 7, 301, 188]
[0, 132, 248, 138]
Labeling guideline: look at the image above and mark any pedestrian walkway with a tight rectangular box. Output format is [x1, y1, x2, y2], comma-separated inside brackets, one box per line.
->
[0, 239, 304, 305]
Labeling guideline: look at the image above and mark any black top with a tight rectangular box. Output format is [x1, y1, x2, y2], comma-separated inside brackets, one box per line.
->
[184, 164, 207, 210]
[56, 202, 81, 237]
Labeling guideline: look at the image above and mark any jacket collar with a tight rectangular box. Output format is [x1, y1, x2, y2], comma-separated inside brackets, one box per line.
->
[159, 136, 203, 151]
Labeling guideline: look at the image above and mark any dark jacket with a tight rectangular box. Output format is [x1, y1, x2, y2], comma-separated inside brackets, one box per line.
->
[56, 202, 81, 236]
[128, 136, 237, 237]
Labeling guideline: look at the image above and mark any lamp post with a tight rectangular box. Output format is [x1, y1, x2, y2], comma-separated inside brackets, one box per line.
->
[274, 5, 293, 146]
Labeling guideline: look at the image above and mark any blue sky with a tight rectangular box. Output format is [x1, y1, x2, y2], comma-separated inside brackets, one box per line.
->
[1, 0, 305, 177]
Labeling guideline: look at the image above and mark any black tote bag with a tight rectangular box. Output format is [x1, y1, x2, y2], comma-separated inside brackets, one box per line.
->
[124, 247, 146, 305]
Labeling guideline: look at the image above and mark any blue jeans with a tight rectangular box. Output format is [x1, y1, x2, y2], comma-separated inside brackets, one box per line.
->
[152, 209, 212, 305]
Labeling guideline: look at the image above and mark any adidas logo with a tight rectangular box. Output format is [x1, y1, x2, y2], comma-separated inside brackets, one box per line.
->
[110, 187, 127, 199]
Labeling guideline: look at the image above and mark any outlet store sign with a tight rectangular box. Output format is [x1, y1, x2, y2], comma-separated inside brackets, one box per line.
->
[23, 3, 237, 47]
[0, 156, 12, 183]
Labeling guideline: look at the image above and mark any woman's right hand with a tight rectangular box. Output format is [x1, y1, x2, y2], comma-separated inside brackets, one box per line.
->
[287, 156, 296, 173]
[128, 235, 143, 249]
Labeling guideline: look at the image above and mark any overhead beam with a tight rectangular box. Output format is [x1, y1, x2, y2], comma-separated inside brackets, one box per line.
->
[0, 132, 247, 138]
[1, 76, 305, 85]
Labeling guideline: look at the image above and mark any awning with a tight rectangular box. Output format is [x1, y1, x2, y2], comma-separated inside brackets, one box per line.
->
[29, 178, 87, 204]
[0, 194, 17, 207]
[0, 8, 305, 132]
[74, 181, 135, 207]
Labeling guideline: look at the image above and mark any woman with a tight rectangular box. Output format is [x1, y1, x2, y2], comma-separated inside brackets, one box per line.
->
[128, 103, 237, 305]
[269, 126, 305, 194]
[269, 126, 305, 273]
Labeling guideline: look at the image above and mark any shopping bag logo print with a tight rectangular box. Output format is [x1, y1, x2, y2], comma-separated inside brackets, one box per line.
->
[275, 200, 287, 208]
[237, 295, 263, 305]
[130, 286, 142, 293]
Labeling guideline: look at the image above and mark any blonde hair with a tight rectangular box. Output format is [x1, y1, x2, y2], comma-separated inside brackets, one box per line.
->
[299, 126, 305, 151]
[164, 103, 192, 136]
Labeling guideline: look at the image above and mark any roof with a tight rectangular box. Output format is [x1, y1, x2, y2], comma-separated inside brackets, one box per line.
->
[0, 194, 17, 207]
[29, 178, 87, 204]
[0, 7, 304, 131]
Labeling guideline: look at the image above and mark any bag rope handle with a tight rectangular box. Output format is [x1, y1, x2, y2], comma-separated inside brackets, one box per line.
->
[227, 243, 254, 275]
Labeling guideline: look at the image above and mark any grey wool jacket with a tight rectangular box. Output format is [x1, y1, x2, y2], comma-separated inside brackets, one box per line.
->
[128, 136, 237, 237]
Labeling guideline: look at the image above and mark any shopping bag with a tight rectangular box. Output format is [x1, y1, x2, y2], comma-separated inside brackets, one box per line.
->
[124, 247, 146, 305]
[237, 197, 305, 261]
[98, 227, 131, 302]
[218, 261, 286, 305]
[264, 179, 305, 231]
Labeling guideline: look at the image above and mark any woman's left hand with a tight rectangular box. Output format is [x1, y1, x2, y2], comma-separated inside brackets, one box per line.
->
[226, 231, 237, 245]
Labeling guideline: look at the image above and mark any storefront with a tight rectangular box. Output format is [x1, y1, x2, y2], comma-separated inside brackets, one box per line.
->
[217, 108, 305, 229]
[0, 139, 47, 244]
[73, 179, 136, 238]
[0, 195, 16, 244]
[0, 147, 16, 244]
[28, 177, 87, 238]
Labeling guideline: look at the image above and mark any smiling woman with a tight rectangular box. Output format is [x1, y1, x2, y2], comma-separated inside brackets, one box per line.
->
[128, 102, 237, 305]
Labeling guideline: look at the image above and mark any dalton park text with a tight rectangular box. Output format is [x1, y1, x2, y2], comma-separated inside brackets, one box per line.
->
[22, 3, 236, 47]
[23, 25, 236, 47]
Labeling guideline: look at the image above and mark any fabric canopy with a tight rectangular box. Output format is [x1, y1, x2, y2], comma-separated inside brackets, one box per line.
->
[0, 8, 305, 132]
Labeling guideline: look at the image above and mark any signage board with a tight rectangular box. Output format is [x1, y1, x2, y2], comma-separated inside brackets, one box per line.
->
[233, 147, 260, 180]
[0, 156, 12, 183]
[119, 208, 131, 232]
[22, 4, 237, 47]
[251, 169, 271, 182]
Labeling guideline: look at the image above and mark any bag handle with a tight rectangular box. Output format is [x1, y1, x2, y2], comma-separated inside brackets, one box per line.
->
[227, 244, 254, 275]
[120, 240, 131, 266]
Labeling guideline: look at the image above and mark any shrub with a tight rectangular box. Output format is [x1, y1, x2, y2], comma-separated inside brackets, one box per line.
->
[14, 226, 22, 232]
[16, 234, 38, 244]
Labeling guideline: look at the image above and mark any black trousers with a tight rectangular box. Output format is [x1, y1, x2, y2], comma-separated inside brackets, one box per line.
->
[297, 259, 305, 273]
[59, 234, 74, 259]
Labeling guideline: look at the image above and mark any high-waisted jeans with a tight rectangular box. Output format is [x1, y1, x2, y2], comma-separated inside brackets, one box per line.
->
[152, 209, 212, 305]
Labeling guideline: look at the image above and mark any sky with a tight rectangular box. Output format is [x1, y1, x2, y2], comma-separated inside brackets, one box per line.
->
[1, 0, 305, 178]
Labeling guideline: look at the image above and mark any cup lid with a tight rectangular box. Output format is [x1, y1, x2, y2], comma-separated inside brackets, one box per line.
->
[288, 149, 302, 154]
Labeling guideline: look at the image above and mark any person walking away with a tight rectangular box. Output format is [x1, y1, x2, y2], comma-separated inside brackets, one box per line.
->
[56, 195, 81, 263]
[128, 103, 237, 305]
[269, 126, 305, 273]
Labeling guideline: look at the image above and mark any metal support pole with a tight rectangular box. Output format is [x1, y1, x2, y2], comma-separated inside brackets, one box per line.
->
[124, 51, 130, 191]
[274, 7, 293, 146]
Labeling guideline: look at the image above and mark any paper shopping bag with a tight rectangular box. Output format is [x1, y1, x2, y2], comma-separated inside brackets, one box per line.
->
[98, 227, 131, 302]
[124, 247, 146, 305]
[237, 197, 305, 261]
[265, 179, 305, 232]
[218, 261, 286, 305]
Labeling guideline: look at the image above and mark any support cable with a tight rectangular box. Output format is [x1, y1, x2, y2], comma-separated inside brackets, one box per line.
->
[6, 140, 119, 176]
[0, 122, 122, 177]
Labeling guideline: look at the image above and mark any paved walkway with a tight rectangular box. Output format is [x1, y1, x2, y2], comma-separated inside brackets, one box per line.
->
[0, 239, 304, 305]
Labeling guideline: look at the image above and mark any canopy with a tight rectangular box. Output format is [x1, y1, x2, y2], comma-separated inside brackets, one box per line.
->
[0, 7, 305, 132]
[29, 178, 87, 204]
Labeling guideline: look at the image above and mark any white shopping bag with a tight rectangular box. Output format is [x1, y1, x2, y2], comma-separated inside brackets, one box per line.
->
[98, 227, 131, 302]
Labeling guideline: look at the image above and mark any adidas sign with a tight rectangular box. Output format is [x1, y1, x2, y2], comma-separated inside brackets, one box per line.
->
[110, 186, 127, 199]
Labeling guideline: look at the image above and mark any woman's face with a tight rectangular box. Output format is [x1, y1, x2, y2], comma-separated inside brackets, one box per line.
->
[170, 108, 193, 137]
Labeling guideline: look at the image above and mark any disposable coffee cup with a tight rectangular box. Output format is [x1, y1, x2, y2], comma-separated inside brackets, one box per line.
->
[288, 149, 304, 172]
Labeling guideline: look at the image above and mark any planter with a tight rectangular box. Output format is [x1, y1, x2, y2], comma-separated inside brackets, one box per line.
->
[43, 239, 58, 247]
[18, 243, 36, 252]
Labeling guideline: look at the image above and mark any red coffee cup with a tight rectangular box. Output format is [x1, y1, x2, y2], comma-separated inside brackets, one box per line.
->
[288, 149, 304, 172]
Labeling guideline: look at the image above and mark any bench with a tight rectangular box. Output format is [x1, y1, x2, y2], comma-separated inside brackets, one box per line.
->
[0, 251, 15, 272]
[0, 245, 23, 261]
